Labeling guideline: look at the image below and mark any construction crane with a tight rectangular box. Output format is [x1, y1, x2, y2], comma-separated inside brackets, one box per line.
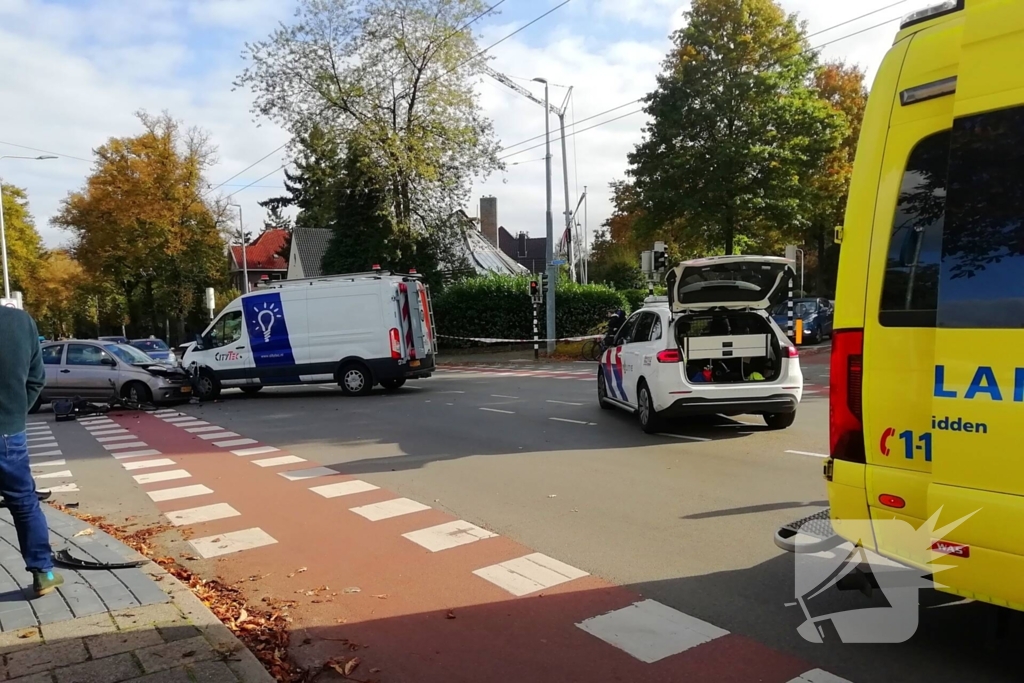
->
[483, 65, 579, 282]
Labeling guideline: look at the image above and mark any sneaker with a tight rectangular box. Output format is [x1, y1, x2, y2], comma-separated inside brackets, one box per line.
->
[32, 570, 64, 597]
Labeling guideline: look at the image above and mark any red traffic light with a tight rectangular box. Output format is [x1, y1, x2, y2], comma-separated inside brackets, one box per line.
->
[529, 280, 539, 296]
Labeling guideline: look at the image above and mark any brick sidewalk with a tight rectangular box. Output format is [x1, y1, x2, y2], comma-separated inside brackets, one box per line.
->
[0, 509, 273, 683]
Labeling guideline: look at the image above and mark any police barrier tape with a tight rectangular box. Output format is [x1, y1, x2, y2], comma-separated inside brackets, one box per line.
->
[437, 334, 603, 344]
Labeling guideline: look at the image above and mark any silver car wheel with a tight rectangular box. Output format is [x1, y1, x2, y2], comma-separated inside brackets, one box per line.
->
[198, 375, 214, 397]
[639, 388, 650, 424]
[344, 369, 365, 393]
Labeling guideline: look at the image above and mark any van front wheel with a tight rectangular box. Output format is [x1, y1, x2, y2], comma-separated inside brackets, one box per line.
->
[764, 412, 796, 430]
[339, 363, 373, 396]
[196, 370, 221, 401]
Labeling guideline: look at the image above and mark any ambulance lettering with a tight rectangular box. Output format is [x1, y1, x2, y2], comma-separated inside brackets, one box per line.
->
[934, 365, 1024, 401]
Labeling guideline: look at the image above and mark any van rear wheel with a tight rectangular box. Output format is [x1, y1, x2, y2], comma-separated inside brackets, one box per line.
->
[764, 412, 796, 430]
[339, 363, 373, 396]
[380, 379, 406, 391]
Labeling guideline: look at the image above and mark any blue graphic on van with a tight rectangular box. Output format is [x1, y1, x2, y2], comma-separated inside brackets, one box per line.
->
[243, 293, 296, 370]
[934, 365, 1024, 401]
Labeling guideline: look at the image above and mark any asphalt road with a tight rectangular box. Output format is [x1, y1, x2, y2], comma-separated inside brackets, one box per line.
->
[39, 355, 1023, 683]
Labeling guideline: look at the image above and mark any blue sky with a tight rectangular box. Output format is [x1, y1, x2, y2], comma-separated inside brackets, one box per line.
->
[0, 0, 913, 250]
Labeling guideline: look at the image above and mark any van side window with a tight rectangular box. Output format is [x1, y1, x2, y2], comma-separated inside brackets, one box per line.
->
[878, 130, 950, 327]
[938, 106, 1024, 328]
[208, 311, 243, 348]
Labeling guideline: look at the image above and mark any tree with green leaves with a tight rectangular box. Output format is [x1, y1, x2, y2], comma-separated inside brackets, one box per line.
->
[628, 0, 845, 255]
[0, 183, 43, 298]
[237, 0, 501, 247]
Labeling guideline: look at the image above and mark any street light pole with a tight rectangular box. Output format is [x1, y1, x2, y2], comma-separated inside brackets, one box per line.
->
[0, 155, 57, 299]
[229, 203, 248, 293]
[534, 77, 556, 353]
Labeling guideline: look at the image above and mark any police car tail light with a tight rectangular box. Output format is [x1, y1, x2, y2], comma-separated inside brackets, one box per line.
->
[830, 329, 866, 464]
[389, 328, 402, 359]
[656, 349, 682, 363]
[787, 345, 799, 358]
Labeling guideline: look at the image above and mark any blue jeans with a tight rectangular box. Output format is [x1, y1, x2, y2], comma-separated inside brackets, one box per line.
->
[0, 432, 53, 572]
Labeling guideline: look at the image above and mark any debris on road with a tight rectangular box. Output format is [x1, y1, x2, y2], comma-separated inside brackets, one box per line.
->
[72, 528, 95, 537]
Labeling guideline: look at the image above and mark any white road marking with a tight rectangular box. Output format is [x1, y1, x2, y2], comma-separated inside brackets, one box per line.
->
[349, 498, 430, 521]
[656, 433, 711, 442]
[111, 449, 162, 459]
[490, 394, 519, 399]
[439, 390, 466, 394]
[576, 599, 729, 663]
[82, 422, 116, 430]
[153, 410, 179, 416]
[787, 670, 853, 683]
[163, 416, 198, 423]
[185, 426, 223, 433]
[177, 420, 210, 428]
[34, 470, 73, 480]
[549, 417, 592, 425]
[213, 438, 259, 448]
[28, 449, 62, 458]
[232, 446, 279, 457]
[278, 466, 337, 482]
[165, 503, 241, 527]
[39, 483, 79, 493]
[252, 455, 306, 467]
[197, 431, 240, 440]
[402, 520, 498, 552]
[30, 459, 66, 468]
[310, 480, 380, 498]
[122, 458, 177, 471]
[103, 441, 148, 451]
[26, 424, 51, 431]
[89, 429, 130, 436]
[148, 484, 213, 502]
[95, 434, 138, 443]
[480, 407, 514, 414]
[786, 450, 829, 459]
[473, 553, 589, 597]
[26, 435, 56, 443]
[189, 527, 277, 558]
[546, 400, 584, 406]
[133, 469, 191, 485]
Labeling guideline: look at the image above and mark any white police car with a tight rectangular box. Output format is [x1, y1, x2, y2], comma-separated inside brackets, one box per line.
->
[598, 256, 803, 433]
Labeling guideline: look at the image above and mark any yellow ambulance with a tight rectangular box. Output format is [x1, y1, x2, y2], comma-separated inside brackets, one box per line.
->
[824, 0, 1024, 610]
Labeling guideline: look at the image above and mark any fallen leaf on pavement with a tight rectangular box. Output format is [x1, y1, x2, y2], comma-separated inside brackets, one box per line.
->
[372, 594, 388, 599]
[181, 554, 199, 561]
[72, 528, 95, 537]
[446, 609, 456, 619]
[237, 608, 248, 624]
[17, 631, 33, 639]
[344, 657, 361, 675]
[343, 587, 361, 594]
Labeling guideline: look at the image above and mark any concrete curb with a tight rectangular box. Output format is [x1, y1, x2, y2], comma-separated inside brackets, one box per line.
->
[139, 562, 277, 683]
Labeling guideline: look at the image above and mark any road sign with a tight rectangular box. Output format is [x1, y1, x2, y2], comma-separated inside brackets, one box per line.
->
[551, 259, 566, 266]
[1, 297, 21, 309]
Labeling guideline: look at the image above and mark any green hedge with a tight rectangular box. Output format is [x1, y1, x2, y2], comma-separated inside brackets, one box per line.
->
[433, 275, 626, 345]
[620, 287, 668, 313]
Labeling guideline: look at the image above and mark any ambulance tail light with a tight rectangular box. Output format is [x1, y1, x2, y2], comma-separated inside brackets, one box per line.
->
[657, 349, 682, 363]
[389, 328, 402, 359]
[830, 328, 865, 464]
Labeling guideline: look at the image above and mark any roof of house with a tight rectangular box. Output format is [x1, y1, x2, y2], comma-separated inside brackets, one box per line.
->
[498, 226, 546, 261]
[463, 227, 529, 276]
[230, 228, 290, 271]
[292, 227, 334, 278]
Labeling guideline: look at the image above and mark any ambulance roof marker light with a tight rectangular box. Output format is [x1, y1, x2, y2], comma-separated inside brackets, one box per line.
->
[372, 264, 381, 271]
[900, 0, 962, 30]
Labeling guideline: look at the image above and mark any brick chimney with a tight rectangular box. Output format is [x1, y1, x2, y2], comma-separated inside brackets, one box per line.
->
[480, 196, 498, 246]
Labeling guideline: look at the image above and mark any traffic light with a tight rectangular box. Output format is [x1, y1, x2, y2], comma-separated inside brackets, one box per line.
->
[540, 272, 549, 295]
[653, 241, 667, 272]
[529, 279, 539, 299]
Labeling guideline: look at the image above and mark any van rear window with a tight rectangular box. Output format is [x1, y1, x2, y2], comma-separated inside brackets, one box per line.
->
[938, 106, 1024, 328]
[878, 131, 950, 327]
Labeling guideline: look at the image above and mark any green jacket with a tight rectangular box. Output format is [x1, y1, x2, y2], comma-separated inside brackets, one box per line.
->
[0, 307, 45, 435]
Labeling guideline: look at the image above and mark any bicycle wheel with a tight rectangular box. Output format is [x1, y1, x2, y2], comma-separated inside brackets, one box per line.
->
[581, 340, 602, 362]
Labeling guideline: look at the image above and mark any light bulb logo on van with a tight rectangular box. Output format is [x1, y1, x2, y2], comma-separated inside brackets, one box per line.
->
[256, 302, 282, 342]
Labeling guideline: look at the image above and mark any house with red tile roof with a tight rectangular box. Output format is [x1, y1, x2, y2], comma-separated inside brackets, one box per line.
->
[229, 228, 290, 291]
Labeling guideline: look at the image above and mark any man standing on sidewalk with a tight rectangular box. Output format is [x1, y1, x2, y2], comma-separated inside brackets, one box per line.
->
[0, 306, 63, 596]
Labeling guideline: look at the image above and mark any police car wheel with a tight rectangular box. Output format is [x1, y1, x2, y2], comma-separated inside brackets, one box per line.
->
[764, 412, 796, 430]
[340, 363, 373, 396]
[638, 382, 660, 433]
[597, 370, 614, 409]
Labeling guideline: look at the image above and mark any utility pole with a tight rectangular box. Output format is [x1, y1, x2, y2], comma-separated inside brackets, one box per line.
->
[229, 203, 248, 293]
[533, 77, 556, 354]
[558, 93, 573, 283]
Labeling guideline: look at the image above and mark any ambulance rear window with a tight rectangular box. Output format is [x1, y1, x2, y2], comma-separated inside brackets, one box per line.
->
[938, 105, 1024, 328]
[878, 131, 950, 327]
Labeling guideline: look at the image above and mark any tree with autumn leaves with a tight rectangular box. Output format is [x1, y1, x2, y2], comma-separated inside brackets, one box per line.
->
[52, 112, 229, 339]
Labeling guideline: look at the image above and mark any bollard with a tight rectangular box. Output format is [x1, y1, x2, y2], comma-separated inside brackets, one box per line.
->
[796, 319, 803, 346]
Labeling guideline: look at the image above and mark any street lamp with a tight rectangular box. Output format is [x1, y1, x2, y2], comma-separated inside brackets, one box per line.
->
[0, 155, 57, 299]
[228, 203, 248, 294]
[532, 77, 556, 354]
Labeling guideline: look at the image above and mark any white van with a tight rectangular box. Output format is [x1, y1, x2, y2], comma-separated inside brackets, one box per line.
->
[183, 271, 436, 398]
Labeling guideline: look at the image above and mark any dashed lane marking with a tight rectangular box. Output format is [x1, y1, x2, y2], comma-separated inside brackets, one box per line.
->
[576, 599, 730, 664]
[185, 426, 223, 433]
[785, 450, 829, 459]
[656, 433, 711, 442]
[122, 458, 177, 471]
[213, 438, 258, 448]
[232, 446, 279, 457]
[310, 480, 380, 499]
[189, 527, 278, 558]
[546, 400, 584, 406]
[349, 498, 430, 521]
[111, 449, 162, 460]
[252, 455, 306, 468]
[104, 441, 149, 451]
[33, 470, 73, 480]
[787, 670, 853, 683]
[402, 520, 498, 552]
[278, 467, 337, 482]
[95, 434, 139, 443]
[473, 552, 589, 597]
[133, 469, 191, 485]
[550, 417, 595, 425]
[30, 459, 66, 468]
[197, 431, 240, 440]
[479, 407, 514, 414]
[148, 484, 214, 502]
[490, 394, 519, 399]
[165, 503, 241, 527]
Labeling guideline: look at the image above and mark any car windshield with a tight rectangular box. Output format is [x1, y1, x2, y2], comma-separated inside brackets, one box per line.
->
[104, 343, 155, 364]
[772, 301, 819, 317]
[132, 339, 169, 351]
